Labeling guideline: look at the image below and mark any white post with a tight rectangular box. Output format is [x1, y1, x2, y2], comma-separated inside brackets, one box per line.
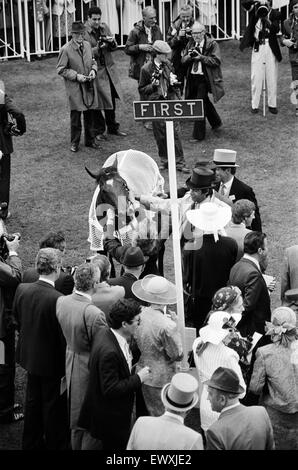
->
[262, 60, 266, 117]
[165, 120, 188, 371]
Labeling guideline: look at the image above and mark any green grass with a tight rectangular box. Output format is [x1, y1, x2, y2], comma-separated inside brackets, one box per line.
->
[0, 39, 297, 448]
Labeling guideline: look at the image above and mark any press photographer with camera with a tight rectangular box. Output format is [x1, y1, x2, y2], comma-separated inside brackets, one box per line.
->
[138, 40, 189, 173]
[84, 6, 127, 140]
[281, 0, 298, 116]
[239, 0, 282, 115]
[0, 231, 22, 424]
[57, 21, 99, 153]
[0, 81, 26, 220]
[166, 4, 195, 94]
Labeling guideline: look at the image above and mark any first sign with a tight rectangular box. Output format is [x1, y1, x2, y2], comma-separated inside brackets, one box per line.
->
[133, 99, 204, 121]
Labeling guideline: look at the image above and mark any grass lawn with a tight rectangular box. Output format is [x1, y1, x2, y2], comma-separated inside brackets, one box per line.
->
[0, 39, 297, 449]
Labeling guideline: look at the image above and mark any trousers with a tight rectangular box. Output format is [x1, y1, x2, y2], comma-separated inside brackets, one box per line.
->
[251, 41, 278, 109]
[0, 153, 11, 211]
[70, 110, 96, 146]
[0, 329, 15, 423]
[152, 120, 184, 166]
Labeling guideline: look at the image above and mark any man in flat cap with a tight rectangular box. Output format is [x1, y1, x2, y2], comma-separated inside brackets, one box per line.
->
[57, 21, 100, 153]
[138, 39, 189, 173]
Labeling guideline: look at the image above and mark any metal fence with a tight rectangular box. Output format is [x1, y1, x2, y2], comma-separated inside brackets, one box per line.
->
[0, 0, 290, 62]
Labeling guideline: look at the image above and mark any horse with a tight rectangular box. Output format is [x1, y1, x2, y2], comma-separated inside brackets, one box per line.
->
[86, 149, 167, 276]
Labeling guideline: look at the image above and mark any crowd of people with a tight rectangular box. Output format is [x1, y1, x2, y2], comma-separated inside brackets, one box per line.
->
[0, 0, 297, 453]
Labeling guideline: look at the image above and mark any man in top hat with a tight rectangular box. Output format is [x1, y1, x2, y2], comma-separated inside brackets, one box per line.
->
[183, 202, 237, 331]
[127, 372, 204, 450]
[138, 39, 189, 173]
[107, 246, 145, 299]
[57, 21, 100, 153]
[205, 366, 274, 450]
[240, 0, 281, 114]
[212, 148, 262, 232]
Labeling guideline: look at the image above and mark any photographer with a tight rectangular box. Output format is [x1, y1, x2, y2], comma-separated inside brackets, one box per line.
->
[84, 7, 126, 140]
[0, 81, 26, 220]
[280, 0, 298, 117]
[166, 4, 195, 94]
[181, 22, 224, 142]
[57, 21, 99, 153]
[138, 40, 189, 173]
[0, 232, 22, 424]
[239, 0, 282, 114]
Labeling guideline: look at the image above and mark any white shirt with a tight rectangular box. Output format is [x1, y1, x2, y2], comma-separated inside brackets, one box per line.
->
[38, 276, 55, 287]
[243, 253, 261, 271]
[191, 39, 204, 75]
[110, 328, 132, 371]
[219, 176, 234, 197]
[74, 290, 92, 302]
[144, 25, 152, 44]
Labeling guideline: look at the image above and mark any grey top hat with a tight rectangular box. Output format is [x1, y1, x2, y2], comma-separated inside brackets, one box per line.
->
[205, 366, 245, 394]
[212, 149, 239, 168]
[161, 373, 199, 412]
[71, 21, 85, 33]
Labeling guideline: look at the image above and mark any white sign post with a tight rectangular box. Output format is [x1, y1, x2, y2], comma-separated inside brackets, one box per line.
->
[134, 99, 204, 370]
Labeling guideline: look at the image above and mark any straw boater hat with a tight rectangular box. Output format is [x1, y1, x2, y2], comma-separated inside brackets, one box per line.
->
[212, 149, 239, 168]
[186, 202, 231, 233]
[152, 40, 172, 54]
[161, 373, 199, 412]
[132, 274, 177, 305]
[185, 168, 215, 190]
[199, 311, 231, 345]
[205, 367, 245, 394]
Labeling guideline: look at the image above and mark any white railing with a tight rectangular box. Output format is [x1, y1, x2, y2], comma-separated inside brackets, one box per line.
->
[0, 0, 290, 61]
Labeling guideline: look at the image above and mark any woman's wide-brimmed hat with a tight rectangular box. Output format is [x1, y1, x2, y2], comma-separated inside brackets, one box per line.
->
[185, 168, 215, 190]
[199, 311, 231, 345]
[132, 274, 177, 305]
[71, 21, 85, 33]
[186, 202, 231, 233]
[205, 367, 245, 394]
[161, 373, 199, 412]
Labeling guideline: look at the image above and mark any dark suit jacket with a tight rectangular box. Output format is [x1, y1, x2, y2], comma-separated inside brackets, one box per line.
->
[78, 327, 141, 448]
[239, 1, 282, 62]
[107, 272, 138, 299]
[229, 257, 271, 336]
[215, 177, 262, 232]
[13, 280, 66, 377]
[23, 267, 74, 295]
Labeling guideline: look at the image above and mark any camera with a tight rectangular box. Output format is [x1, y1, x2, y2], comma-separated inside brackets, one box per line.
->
[189, 48, 199, 58]
[0, 232, 20, 260]
[98, 35, 114, 47]
[255, 1, 270, 18]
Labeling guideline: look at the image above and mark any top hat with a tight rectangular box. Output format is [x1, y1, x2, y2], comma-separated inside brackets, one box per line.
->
[161, 373, 199, 412]
[132, 274, 177, 305]
[199, 311, 231, 345]
[71, 21, 85, 33]
[186, 202, 231, 232]
[212, 149, 239, 168]
[185, 168, 215, 190]
[205, 367, 245, 394]
[120, 247, 145, 267]
[152, 40, 172, 54]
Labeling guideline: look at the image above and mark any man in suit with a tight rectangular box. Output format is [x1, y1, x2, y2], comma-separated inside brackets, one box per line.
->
[0, 232, 22, 424]
[13, 248, 69, 450]
[206, 367, 275, 450]
[78, 299, 150, 450]
[240, 0, 281, 114]
[212, 148, 262, 232]
[23, 230, 74, 295]
[229, 231, 271, 338]
[107, 247, 145, 299]
[127, 372, 203, 450]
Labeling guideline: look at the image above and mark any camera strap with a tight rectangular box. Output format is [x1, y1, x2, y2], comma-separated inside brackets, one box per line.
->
[79, 82, 95, 110]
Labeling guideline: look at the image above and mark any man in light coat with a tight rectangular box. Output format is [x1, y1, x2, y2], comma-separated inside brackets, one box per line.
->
[57, 21, 99, 153]
[127, 372, 203, 450]
[84, 6, 126, 139]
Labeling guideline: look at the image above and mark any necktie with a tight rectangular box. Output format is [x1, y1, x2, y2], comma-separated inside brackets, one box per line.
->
[220, 184, 226, 196]
[192, 43, 199, 72]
